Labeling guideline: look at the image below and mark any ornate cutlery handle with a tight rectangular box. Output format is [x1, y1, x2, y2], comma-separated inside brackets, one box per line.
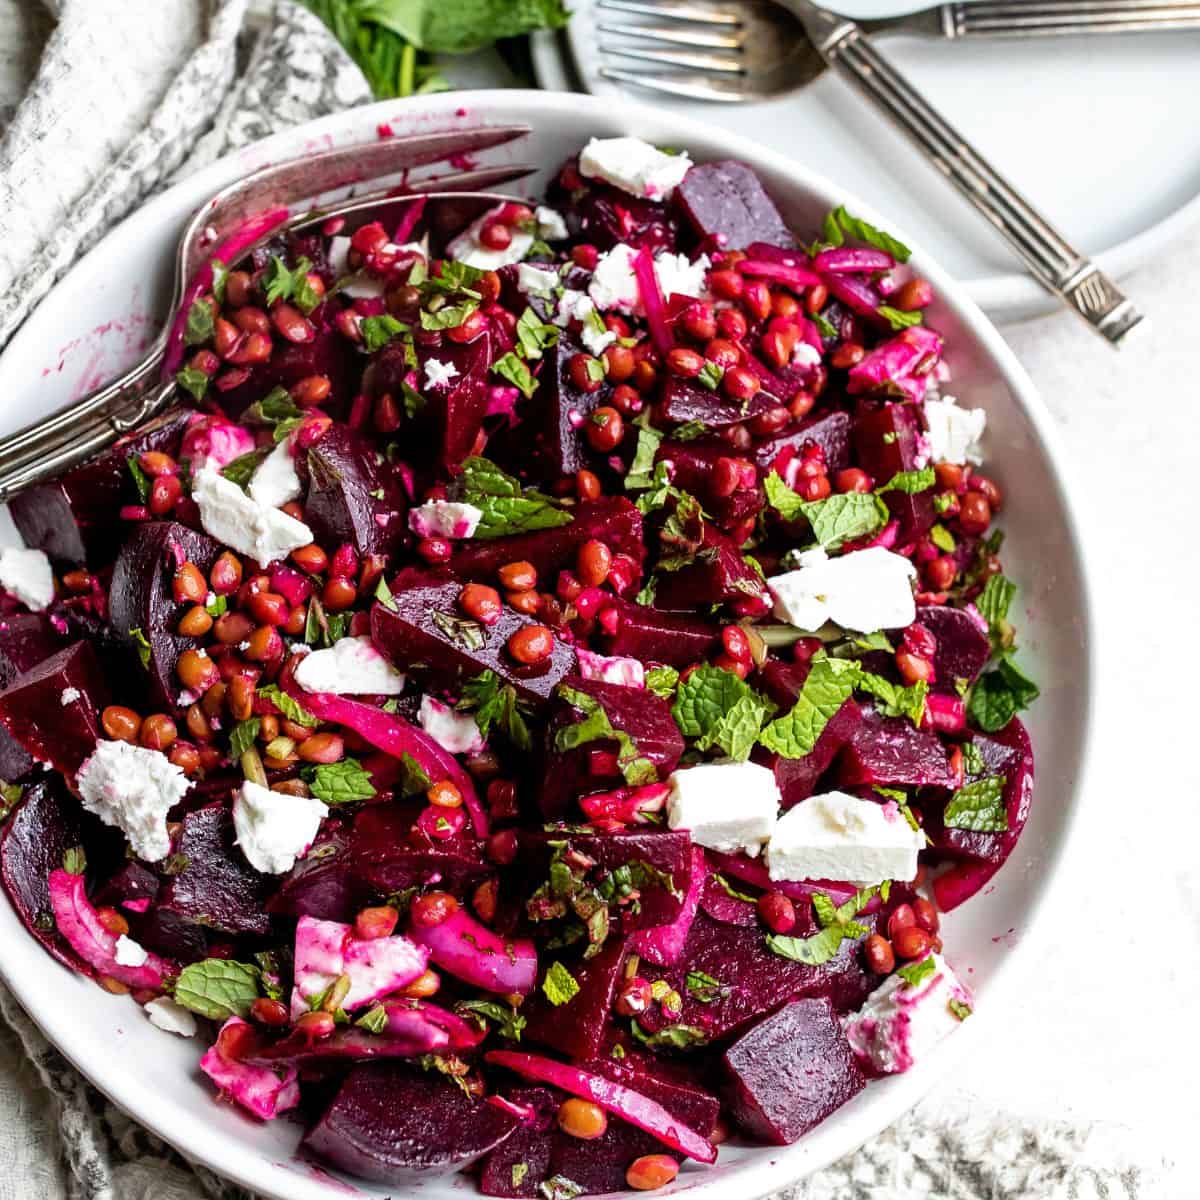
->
[939, 1, 1200, 37]
[823, 26, 1142, 344]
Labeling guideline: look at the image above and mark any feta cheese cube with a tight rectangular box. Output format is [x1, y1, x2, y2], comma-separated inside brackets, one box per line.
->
[423, 358, 461, 391]
[923, 395, 986, 465]
[144, 996, 197, 1038]
[555, 288, 618, 353]
[517, 263, 560, 295]
[114, 934, 149, 967]
[653, 251, 710, 302]
[293, 635, 405, 696]
[667, 761, 779, 855]
[578, 137, 692, 200]
[233, 780, 329, 875]
[575, 648, 645, 688]
[0, 547, 54, 611]
[200, 1017, 300, 1118]
[60, 687, 81, 706]
[408, 499, 482, 540]
[418, 695, 486, 756]
[446, 204, 533, 270]
[792, 342, 822, 367]
[766, 791, 924, 886]
[768, 546, 916, 634]
[535, 205, 569, 241]
[191, 466, 312, 566]
[247, 439, 302, 509]
[75, 740, 190, 863]
[588, 243, 641, 314]
[843, 953, 973, 1074]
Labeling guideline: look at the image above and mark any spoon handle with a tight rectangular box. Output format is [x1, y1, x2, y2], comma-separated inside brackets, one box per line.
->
[809, 16, 1142, 344]
[938, 1, 1200, 38]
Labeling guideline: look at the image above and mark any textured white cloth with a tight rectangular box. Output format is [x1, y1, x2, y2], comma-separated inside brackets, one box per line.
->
[0, 2, 1190, 1198]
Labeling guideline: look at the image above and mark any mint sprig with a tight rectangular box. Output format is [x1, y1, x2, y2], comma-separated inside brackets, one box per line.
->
[174, 959, 260, 1020]
[451, 457, 572, 539]
[671, 665, 773, 762]
[759, 657, 860, 759]
[943, 775, 1007, 832]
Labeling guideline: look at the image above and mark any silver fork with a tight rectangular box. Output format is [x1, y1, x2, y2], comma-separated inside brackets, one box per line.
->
[599, 0, 1200, 97]
[0, 126, 535, 503]
[598, 0, 1156, 345]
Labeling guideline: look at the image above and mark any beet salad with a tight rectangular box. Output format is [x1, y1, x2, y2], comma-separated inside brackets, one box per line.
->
[0, 134, 1040, 1193]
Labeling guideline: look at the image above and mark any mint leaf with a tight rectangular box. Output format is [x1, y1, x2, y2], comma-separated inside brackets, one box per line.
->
[822, 205, 912, 262]
[210, 259, 229, 305]
[949, 998, 972, 1020]
[625, 426, 663, 492]
[420, 301, 479, 331]
[759, 657, 861, 758]
[243, 386, 301, 428]
[684, 970, 724, 1003]
[960, 741, 986, 776]
[221, 449, 267, 490]
[308, 758, 376, 805]
[355, 1004, 388, 1034]
[644, 665, 679, 699]
[62, 846, 86, 876]
[432, 610, 486, 652]
[800, 492, 889, 551]
[361, 314, 408, 352]
[397, 753, 433, 797]
[455, 998, 526, 1041]
[459, 670, 532, 752]
[897, 955, 937, 987]
[712, 873, 756, 903]
[262, 254, 314, 308]
[555, 685, 656, 785]
[763, 471, 805, 523]
[516, 307, 559, 359]
[184, 298, 215, 346]
[629, 1022, 708, 1050]
[374, 576, 397, 611]
[930, 523, 956, 553]
[492, 351, 538, 399]
[944, 775, 1007, 832]
[878, 467, 935, 495]
[426, 260, 487, 293]
[540, 1175, 584, 1200]
[453, 457, 573, 539]
[174, 959, 260, 1020]
[175, 365, 209, 401]
[976, 573, 1017, 654]
[812, 310, 837, 339]
[671, 665, 773, 762]
[128, 627, 152, 670]
[258, 684, 318, 728]
[878, 306, 924, 331]
[767, 924, 855, 966]
[966, 656, 1039, 732]
[542, 961, 580, 1006]
[857, 671, 928, 725]
[127, 456, 152, 503]
[228, 718, 260, 760]
[697, 361, 724, 390]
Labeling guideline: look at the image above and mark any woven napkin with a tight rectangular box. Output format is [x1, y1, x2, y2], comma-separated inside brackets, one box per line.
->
[0, 2, 1177, 1196]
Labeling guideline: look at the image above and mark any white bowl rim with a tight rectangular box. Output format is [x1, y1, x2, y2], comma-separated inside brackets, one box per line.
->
[0, 88, 1096, 1200]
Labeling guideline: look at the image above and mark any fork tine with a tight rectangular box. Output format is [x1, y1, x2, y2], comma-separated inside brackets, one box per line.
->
[597, 20, 743, 47]
[399, 164, 538, 194]
[601, 44, 744, 73]
[596, 0, 740, 25]
[599, 66, 750, 101]
[329, 125, 532, 178]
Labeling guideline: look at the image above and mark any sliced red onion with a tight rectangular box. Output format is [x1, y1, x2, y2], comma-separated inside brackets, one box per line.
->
[409, 907, 537, 996]
[632, 245, 674, 356]
[813, 247, 895, 274]
[630, 846, 706, 967]
[738, 259, 822, 290]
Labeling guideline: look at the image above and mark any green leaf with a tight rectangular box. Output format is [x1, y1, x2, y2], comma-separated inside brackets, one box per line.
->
[685, 970, 724, 1003]
[374, 576, 397, 611]
[645, 665, 680, 700]
[877, 467, 935, 495]
[258, 684, 318, 728]
[128, 627, 152, 670]
[949, 998, 973, 1020]
[541, 961, 580, 1006]
[432, 610, 487, 652]
[629, 1022, 709, 1050]
[944, 775, 1008, 832]
[452, 457, 573, 540]
[420, 301, 479, 331]
[175, 365, 210, 401]
[625, 426, 663, 492]
[455, 998, 527, 1041]
[897, 955, 937, 987]
[512, 1164, 530, 1189]
[801, 492, 889, 551]
[184, 298, 215, 346]
[759, 657, 861, 758]
[221, 449, 267, 490]
[857, 671, 928, 725]
[491, 351, 538, 399]
[361, 314, 408, 352]
[262, 254, 314, 307]
[960, 741, 986, 776]
[539, 1175, 584, 1200]
[930, 523, 956, 553]
[127, 456, 152, 503]
[397, 753, 433, 796]
[516, 307, 559, 359]
[822, 205, 912, 262]
[877, 306, 924, 331]
[62, 846, 86, 876]
[763, 471, 805, 522]
[355, 1004, 389, 1034]
[671, 665, 773, 762]
[672, 420, 706, 442]
[976, 573, 1018, 653]
[210, 259, 229, 305]
[350, 0, 570, 54]
[712, 873, 756, 903]
[811, 310, 837, 339]
[966, 656, 1039, 732]
[697, 360, 724, 391]
[459, 671, 532, 753]
[243, 386, 301, 428]
[767, 924, 857, 966]
[427, 260, 488, 293]
[174, 959, 260, 1020]
[555, 685, 656, 786]
[308, 758, 377, 805]
[228, 718, 261, 760]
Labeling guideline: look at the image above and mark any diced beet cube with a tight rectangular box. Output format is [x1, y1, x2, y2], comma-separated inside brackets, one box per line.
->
[93, 861, 160, 911]
[414, 332, 493, 466]
[917, 604, 991, 691]
[0, 642, 109, 777]
[676, 161, 795, 250]
[449, 498, 644, 586]
[370, 567, 576, 708]
[539, 677, 684, 820]
[552, 176, 679, 253]
[838, 709, 954, 790]
[304, 425, 407, 557]
[479, 1087, 558, 1197]
[8, 407, 193, 567]
[883, 488, 935, 546]
[547, 1118, 670, 1194]
[660, 377, 775, 429]
[267, 826, 368, 922]
[852, 403, 923, 483]
[600, 597, 721, 668]
[303, 1063, 520, 1183]
[655, 439, 763, 527]
[108, 521, 221, 708]
[0, 614, 68, 779]
[721, 998, 866, 1144]
[522, 333, 611, 478]
[650, 524, 768, 612]
[755, 410, 852, 477]
[521, 936, 628, 1061]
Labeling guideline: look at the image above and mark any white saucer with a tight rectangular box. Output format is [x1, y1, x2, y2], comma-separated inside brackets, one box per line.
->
[532, 2, 1200, 321]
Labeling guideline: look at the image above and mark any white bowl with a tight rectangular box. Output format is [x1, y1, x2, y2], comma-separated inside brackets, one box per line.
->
[0, 90, 1093, 1200]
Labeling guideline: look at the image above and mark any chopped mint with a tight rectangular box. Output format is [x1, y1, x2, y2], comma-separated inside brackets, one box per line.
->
[420, 301, 479, 331]
[452, 457, 572, 539]
[976, 573, 1017, 654]
[897, 955, 936, 988]
[174, 959, 260, 1020]
[949, 998, 972, 1020]
[62, 846, 86, 876]
[128, 627, 153, 670]
[644, 665, 680, 700]
[262, 255, 317, 311]
[539, 1176, 584, 1200]
[819, 205, 912, 263]
[516, 307, 559, 359]
[966, 656, 1039, 732]
[625, 426, 663, 492]
[361, 314, 408, 352]
[930, 523, 956, 553]
[221, 449, 267, 490]
[857, 671, 928, 725]
[877, 306, 924, 331]
[685, 970, 724, 1003]
[174, 365, 209, 401]
[764, 474, 887, 550]
[306, 758, 377, 805]
[258, 684, 319, 727]
[184, 297, 215, 346]
[671, 665, 774, 762]
[960, 741, 986, 775]
[355, 1004, 388, 1034]
[432, 610, 487, 652]
[811, 310, 838, 339]
[712, 873, 756, 903]
[374, 576, 397, 611]
[555, 685, 656, 786]
[541, 961, 580, 1006]
[512, 1164, 530, 1188]
[759, 657, 860, 759]
[126, 455, 152, 503]
[943, 775, 1007, 832]
[877, 467, 935, 495]
[459, 670, 532, 752]
[630, 1022, 708, 1050]
[697, 360, 724, 390]
[492, 351, 538, 399]
[228, 718, 260, 760]
[455, 998, 527, 1041]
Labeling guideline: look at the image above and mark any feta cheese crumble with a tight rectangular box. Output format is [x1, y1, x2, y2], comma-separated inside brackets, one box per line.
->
[114, 934, 149, 968]
[517, 263, 560, 295]
[575, 648, 646, 689]
[768, 546, 917, 634]
[765, 791, 924, 886]
[588, 244, 641, 314]
[75, 740, 190, 862]
[246, 438, 302, 509]
[446, 204, 533, 270]
[144, 996, 197, 1038]
[923, 395, 986, 466]
[667, 761, 779, 855]
[0, 547, 54, 611]
[293, 635, 405, 696]
[233, 780, 329, 875]
[423, 358, 461, 391]
[408, 499, 482, 540]
[535, 205, 569, 241]
[191, 466, 312, 566]
[578, 136, 692, 200]
[653, 252, 711, 302]
[59, 687, 81, 706]
[418, 695, 486, 756]
[843, 953, 973, 1074]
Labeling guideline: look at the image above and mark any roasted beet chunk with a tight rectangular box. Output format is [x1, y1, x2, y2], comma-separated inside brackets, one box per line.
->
[722, 998, 866, 1144]
[852, 402, 923, 483]
[8, 408, 193, 567]
[304, 425, 406, 557]
[267, 826, 365, 922]
[0, 641, 109, 777]
[479, 1087, 558, 1197]
[551, 174, 679, 253]
[650, 523, 768, 612]
[0, 614, 68, 779]
[676, 160, 795, 250]
[414, 331, 493, 466]
[450, 498, 644, 586]
[755, 410, 852, 478]
[655, 439, 763, 528]
[370, 567, 576, 707]
[660, 376, 775, 430]
[303, 1062, 520, 1183]
[599, 597, 721, 668]
[917, 604, 991, 692]
[838, 709, 955, 789]
[108, 521, 221, 708]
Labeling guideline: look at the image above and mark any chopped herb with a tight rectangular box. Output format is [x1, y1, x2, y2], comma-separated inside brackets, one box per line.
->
[173, 959, 260, 1020]
[512, 1164, 530, 1188]
[355, 1004, 389, 1034]
[897, 955, 937, 988]
[930, 523, 956, 553]
[221, 449, 267, 490]
[455, 998, 527, 1041]
[966, 656, 1039, 732]
[625, 426, 663, 492]
[630, 1022, 709, 1050]
[697, 360, 724, 390]
[943, 775, 1007, 832]
[420, 301, 479, 331]
[539, 1176, 584, 1200]
[819, 205, 912, 263]
[62, 846, 86, 876]
[374, 576, 397, 611]
[555, 685, 657, 786]
[712, 874, 756, 903]
[759, 657, 860, 759]
[128, 627, 153, 669]
[671, 664, 773, 762]
[541, 961, 580, 1006]
[184, 297, 215, 346]
[644, 665, 680, 700]
[492, 351, 538, 399]
[949, 998, 972, 1020]
[361, 314, 408, 352]
[764, 473, 887, 549]
[857, 671, 928, 726]
[306, 758, 377, 805]
[516, 307, 560, 359]
[672, 419, 706, 441]
[126, 456, 152, 503]
[877, 305, 925, 331]
[459, 670, 532, 752]
[258, 684, 318, 728]
[451, 457, 572, 539]
[432, 609, 487, 652]
[877, 467, 935, 495]
[685, 970, 724, 1003]
[174, 365, 209, 401]
[960, 741, 986, 775]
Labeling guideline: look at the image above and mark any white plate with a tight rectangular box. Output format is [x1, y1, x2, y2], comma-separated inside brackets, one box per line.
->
[0, 89, 1093, 1200]
[533, 0, 1200, 321]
